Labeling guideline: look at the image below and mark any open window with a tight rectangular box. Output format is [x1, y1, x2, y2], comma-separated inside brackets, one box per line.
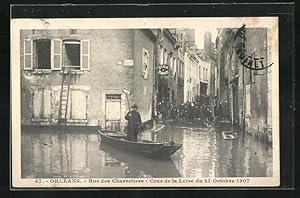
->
[62, 39, 90, 71]
[63, 40, 81, 70]
[35, 39, 51, 69]
[23, 38, 90, 72]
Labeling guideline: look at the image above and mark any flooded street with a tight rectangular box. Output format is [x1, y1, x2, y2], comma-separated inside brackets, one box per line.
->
[21, 125, 272, 178]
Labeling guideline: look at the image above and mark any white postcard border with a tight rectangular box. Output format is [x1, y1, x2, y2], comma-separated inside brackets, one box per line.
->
[11, 17, 279, 188]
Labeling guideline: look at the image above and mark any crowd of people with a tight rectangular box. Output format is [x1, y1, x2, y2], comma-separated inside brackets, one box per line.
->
[156, 96, 224, 126]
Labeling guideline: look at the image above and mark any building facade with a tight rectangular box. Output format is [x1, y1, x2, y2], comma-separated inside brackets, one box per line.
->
[20, 29, 155, 131]
[184, 49, 199, 102]
[215, 27, 272, 142]
[197, 54, 211, 98]
[155, 28, 187, 119]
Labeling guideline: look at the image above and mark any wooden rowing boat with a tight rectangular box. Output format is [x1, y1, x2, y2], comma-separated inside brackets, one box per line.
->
[98, 130, 182, 159]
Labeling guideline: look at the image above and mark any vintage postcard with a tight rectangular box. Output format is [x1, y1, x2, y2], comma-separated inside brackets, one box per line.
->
[11, 17, 279, 188]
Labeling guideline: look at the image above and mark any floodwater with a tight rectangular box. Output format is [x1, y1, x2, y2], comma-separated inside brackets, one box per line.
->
[21, 125, 272, 178]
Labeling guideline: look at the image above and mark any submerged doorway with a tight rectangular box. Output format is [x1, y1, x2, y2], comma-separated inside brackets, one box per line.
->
[105, 94, 122, 131]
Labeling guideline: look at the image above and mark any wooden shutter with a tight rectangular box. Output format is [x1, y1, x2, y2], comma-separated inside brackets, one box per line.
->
[71, 90, 87, 119]
[43, 89, 51, 118]
[80, 40, 90, 71]
[51, 39, 62, 70]
[24, 39, 33, 70]
[33, 89, 43, 118]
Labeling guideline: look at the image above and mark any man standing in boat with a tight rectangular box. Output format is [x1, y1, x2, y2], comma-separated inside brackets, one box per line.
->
[125, 104, 142, 142]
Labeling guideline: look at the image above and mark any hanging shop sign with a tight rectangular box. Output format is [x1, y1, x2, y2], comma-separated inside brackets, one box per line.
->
[157, 64, 169, 76]
[122, 87, 132, 96]
[234, 24, 273, 70]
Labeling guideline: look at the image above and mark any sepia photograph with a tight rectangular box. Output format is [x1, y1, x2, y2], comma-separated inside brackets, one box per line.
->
[11, 17, 279, 188]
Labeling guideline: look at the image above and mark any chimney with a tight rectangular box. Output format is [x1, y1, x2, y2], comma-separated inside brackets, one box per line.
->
[204, 32, 212, 57]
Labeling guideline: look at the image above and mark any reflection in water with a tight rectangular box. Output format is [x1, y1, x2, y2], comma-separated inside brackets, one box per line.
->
[21, 126, 272, 178]
[100, 143, 181, 178]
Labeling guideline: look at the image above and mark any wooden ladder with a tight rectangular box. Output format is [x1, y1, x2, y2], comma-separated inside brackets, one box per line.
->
[58, 69, 72, 128]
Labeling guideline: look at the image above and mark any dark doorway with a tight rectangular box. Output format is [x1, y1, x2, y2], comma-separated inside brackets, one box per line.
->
[200, 82, 208, 96]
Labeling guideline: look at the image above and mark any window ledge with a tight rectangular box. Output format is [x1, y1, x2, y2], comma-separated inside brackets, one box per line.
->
[31, 69, 52, 74]
[67, 119, 88, 123]
[32, 118, 51, 122]
[60, 70, 88, 75]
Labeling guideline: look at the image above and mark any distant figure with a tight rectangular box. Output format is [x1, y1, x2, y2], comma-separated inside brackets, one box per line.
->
[125, 104, 142, 142]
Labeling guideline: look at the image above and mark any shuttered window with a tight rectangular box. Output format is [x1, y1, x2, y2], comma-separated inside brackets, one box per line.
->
[71, 90, 87, 119]
[63, 40, 80, 70]
[51, 39, 62, 70]
[80, 40, 90, 71]
[24, 39, 33, 70]
[32, 88, 52, 119]
[23, 38, 90, 72]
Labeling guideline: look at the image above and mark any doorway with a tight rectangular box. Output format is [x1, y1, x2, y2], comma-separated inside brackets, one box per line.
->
[105, 94, 122, 131]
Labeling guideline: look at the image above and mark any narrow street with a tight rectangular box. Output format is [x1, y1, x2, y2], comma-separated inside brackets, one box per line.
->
[21, 123, 272, 178]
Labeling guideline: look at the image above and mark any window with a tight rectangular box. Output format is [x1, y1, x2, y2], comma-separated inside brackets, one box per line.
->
[71, 90, 87, 119]
[63, 40, 80, 70]
[159, 45, 164, 65]
[199, 66, 201, 80]
[23, 38, 90, 71]
[180, 62, 184, 77]
[164, 49, 168, 65]
[173, 57, 177, 76]
[169, 56, 173, 75]
[35, 39, 51, 69]
[32, 88, 51, 119]
[206, 69, 208, 81]
[24, 39, 52, 70]
[142, 48, 150, 80]
[106, 94, 122, 100]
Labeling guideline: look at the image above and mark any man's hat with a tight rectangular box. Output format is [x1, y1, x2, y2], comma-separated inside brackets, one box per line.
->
[131, 104, 138, 108]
